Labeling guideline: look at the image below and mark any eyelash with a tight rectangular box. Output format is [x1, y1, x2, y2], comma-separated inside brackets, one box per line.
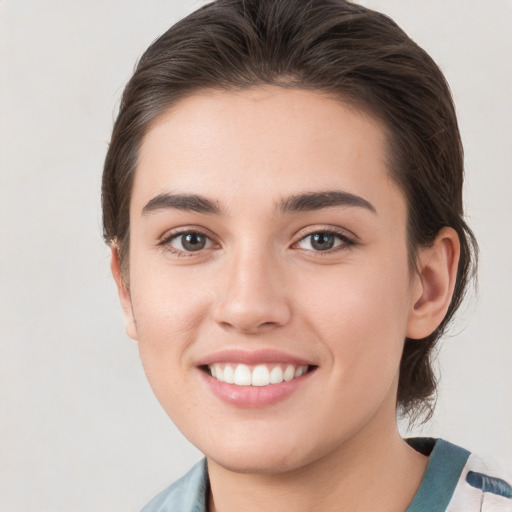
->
[158, 228, 217, 257]
[159, 227, 356, 257]
[292, 228, 356, 254]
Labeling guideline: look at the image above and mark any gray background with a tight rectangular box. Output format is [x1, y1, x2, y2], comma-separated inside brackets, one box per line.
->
[0, 1, 511, 510]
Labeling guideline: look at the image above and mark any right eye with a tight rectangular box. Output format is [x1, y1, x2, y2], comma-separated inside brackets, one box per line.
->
[164, 231, 214, 255]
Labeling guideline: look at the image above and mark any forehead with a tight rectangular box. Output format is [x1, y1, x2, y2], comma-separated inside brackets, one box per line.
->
[133, 86, 403, 219]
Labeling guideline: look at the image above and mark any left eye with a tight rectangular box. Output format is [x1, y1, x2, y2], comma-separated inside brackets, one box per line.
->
[168, 232, 213, 252]
[296, 231, 349, 252]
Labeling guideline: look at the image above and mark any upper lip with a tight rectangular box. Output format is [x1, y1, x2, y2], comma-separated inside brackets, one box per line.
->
[197, 348, 316, 367]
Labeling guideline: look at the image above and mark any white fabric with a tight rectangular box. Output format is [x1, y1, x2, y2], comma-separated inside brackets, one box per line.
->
[447, 454, 512, 512]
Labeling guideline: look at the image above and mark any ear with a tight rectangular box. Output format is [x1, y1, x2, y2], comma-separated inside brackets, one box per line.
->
[406, 227, 461, 340]
[110, 245, 138, 340]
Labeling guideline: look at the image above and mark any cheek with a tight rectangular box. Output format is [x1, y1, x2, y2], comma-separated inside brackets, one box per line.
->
[297, 254, 412, 375]
[128, 261, 213, 369]
[129, 273, 211, 418]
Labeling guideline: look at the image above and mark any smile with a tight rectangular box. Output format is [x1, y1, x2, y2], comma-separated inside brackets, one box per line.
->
[207, 363, 310, 386]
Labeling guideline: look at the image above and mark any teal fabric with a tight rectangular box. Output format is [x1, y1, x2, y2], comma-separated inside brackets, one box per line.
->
[406, 438, 470, 512]
[140, 438, 470, 512]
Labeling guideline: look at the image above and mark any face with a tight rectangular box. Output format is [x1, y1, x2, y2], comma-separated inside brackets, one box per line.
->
[119, 87, 423, 474]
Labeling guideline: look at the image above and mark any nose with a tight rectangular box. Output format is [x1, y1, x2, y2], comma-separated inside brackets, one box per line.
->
[212, 248, 292, 334]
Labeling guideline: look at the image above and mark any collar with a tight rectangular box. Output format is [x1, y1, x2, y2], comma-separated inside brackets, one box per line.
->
[141, 438, 472, 512]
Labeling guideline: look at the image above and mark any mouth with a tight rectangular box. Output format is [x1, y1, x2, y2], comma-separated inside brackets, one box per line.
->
[202, 363, 313, 387]
[197, 349, 318, 407]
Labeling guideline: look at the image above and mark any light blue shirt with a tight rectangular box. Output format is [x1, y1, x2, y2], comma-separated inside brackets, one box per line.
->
[141, 438, 512, 512]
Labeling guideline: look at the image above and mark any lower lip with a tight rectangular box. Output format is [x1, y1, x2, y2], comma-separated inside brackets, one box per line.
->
[199, 369, 315, 408]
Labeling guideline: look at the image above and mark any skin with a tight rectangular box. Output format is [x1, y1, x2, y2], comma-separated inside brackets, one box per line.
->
[111, 86, 460, 512]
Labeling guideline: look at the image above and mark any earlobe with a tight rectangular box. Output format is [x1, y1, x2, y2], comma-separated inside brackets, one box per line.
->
[406, 227, 460, 340]
[110, 245, 138, 340]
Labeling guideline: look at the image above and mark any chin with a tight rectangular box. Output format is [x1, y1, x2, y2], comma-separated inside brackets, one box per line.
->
[207, 448, 308, 475]
[196, 427, 334, 476]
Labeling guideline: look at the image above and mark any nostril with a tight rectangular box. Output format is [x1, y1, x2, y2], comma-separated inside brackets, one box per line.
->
[216, 316, 284, 335]
[212, 274, 292, 333]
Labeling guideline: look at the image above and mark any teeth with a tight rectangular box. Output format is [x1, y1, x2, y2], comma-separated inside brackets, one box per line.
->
[283, 365, 295, 382]
[223, 364, 234, 384]
[233, 364, 252, 386]
[269, 366, 284, 384]
[295, 366, 306, 378]
[252, 365, 270, 386]
[208, 363, 309, 386]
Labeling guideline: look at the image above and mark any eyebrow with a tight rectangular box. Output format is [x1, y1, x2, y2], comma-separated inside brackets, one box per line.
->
[141, 190, 376, 216]
[142, 193, 222, 215]
[277, 190, 376, 215]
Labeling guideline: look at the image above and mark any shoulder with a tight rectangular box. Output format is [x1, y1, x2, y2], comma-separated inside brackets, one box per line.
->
[407, 438, 512, 512]
[140, 459, 208, 512]
[448, 448, 512, 512]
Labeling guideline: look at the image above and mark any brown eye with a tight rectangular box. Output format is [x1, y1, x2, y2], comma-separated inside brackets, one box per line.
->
[310, 233, 336, 251]
[296, 231, 352, 252]
[169, 232, 212, 252]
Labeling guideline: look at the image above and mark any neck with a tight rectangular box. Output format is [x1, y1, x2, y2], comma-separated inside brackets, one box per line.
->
[207, 409, 428, 512]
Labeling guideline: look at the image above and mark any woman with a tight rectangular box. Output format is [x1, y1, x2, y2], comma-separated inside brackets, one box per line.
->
[102, 0, 511, 510]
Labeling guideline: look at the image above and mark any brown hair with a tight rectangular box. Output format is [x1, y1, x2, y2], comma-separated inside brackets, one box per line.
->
[102, 0, 477, 421]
